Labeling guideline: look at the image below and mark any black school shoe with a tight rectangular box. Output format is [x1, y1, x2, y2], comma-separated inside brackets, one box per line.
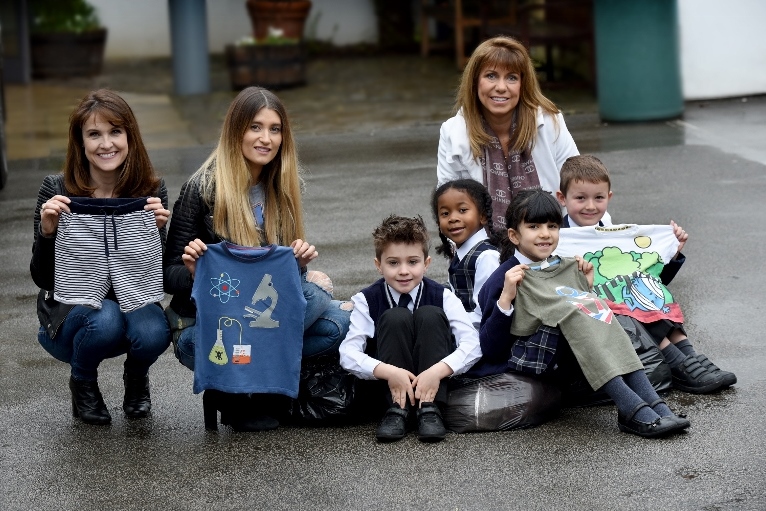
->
[695, 353, 737, 388]
[617, 403, 685, 438]
[649, 398, 690, 430]
[417, 403, 447, 443]
[671, 356, 727, 394]
[376, 404, 409, 442]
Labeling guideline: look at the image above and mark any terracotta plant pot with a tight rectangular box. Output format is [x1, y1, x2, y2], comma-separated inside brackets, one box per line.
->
[225, 43, 306, 90]
[245, 0, 312, 40]
[30, 29, 107, 78]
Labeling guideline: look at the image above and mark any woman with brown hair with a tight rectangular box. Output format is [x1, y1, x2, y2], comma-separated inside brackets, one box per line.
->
[30, 89, 171, 426]
[436, 36, 581, 228]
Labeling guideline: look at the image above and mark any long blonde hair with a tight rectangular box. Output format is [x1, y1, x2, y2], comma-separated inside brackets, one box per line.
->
[195, 87, 304, 246]
[456, 36, 560, 159]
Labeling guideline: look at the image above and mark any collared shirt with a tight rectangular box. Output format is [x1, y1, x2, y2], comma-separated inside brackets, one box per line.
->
[449, 229, 500, 325]
[339, 282, 482, 380]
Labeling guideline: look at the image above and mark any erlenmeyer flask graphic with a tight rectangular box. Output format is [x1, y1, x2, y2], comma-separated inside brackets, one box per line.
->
[209, 328, 228, 365]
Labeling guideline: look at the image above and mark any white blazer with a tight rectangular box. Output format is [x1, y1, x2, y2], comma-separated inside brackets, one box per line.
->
[436, 107, 579, 194]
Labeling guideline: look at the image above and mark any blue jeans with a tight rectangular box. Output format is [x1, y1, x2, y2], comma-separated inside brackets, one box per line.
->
[174, 278, 351, 370]
[38, 300, 170, 381]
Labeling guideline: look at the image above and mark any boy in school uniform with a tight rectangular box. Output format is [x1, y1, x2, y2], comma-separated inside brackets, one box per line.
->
[339, 215, 482, 443]
[555, 155, 736, 393]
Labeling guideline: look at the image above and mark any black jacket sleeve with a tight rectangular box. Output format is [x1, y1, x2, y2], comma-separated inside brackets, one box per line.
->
[659, 252, 685, 285]
[30, 175, 65, 291]
[477, 259, 517, 363]
[163, 176, 221, 316]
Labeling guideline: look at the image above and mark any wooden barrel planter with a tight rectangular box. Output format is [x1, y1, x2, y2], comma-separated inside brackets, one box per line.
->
[246, 0, 312, 40]
[225, 43, 306, 90]
[30, 29, 107, 78]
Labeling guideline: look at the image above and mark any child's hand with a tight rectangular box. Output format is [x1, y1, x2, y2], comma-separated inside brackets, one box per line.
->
[575, 255, 594, 288]
[670, 220, 688, 258]
[498, 264, 528, 310]
[413, 362, 453, 404]
[374, 363, 416, 408]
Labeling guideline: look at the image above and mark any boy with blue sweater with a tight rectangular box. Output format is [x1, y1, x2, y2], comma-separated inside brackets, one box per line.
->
[339, 215, 482, 442]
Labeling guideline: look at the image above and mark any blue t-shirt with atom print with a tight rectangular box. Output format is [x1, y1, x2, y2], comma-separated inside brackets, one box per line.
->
[191, 242, 306, 396]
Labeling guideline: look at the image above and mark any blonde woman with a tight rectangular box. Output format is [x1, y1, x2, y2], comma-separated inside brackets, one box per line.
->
[164, 87, 350, 431]
[436, 36, 580, 227]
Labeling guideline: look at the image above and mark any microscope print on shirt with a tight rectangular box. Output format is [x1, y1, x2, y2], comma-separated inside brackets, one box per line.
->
[208, 273, 280, 366]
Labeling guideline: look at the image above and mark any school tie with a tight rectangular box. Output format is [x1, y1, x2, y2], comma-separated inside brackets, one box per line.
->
[397, 292, 411, 309]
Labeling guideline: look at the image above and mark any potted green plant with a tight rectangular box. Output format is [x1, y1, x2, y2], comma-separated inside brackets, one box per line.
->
[29, 0, 107, 78]
[225, 0, 312, 90]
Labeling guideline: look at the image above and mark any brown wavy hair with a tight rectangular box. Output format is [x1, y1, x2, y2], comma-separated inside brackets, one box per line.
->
[455, 36, 560, 160]
[63, 89, 159, 197]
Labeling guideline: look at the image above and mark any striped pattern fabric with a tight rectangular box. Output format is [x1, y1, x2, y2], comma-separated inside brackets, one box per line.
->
[54, 206, 164, 313]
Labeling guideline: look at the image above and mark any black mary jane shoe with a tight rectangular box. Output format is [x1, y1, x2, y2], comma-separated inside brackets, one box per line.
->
[70, 376, 111, 425]
[649, 398, 690, 430]
[376, 404, 409, 442]
[417, 403, 447, 443]
[617, 403, 683, 438]
[123, 371, 151, 419]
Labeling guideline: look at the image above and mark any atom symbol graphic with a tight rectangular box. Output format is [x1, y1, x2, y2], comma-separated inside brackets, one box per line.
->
[210, 272, 241, 303]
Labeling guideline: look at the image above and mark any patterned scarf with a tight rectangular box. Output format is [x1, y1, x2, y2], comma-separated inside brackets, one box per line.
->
[480, 116, 540, 228]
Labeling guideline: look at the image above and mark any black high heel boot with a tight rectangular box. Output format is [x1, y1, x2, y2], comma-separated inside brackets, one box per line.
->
[203, 389, 233, 431]
[202, 391, 278, 431]
[69, 377, 111, 425]
[123, 370, 151, 419]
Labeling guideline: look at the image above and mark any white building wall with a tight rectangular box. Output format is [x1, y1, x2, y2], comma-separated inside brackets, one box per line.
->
[678, 0, 766, 99]
[91, 0, 377, 59]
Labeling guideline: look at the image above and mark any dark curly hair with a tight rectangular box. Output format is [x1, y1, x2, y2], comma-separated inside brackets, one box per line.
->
[372, 214, 430, 259]
[430, 179, 506, 259]
[500, 188, 563, 263]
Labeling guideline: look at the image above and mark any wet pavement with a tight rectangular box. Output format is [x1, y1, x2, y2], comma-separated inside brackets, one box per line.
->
[2, 56, 766, 510]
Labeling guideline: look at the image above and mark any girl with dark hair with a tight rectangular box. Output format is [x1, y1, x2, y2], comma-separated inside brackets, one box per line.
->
[431, 179, 505, 325]
[30, 89, 171, 425]
[477, 188, 688, 438]
[164, 87, 350, 432]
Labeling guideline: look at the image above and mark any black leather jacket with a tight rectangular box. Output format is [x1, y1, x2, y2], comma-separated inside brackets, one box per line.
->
[30, 174, 168, 338]
[163, 174, 223, 318]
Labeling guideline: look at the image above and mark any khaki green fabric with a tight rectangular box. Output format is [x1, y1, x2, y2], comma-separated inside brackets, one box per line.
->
[511, 257, 643, 390]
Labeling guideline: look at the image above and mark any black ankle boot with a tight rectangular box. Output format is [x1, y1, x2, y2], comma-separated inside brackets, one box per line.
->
[69, 377, 111, 425]
[203, 389, 233, 430]
[123, 371, 151, 419]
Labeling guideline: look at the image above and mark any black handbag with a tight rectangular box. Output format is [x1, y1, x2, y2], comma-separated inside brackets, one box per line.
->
[37, 289, 75, 339]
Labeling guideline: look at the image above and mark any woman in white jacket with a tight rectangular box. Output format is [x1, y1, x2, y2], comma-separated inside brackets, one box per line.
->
[437, 36, 579, 228]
